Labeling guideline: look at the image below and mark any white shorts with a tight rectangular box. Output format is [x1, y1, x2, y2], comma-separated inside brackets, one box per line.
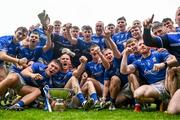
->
[9, 71, 27, 91]
[151, 80, 170, 101]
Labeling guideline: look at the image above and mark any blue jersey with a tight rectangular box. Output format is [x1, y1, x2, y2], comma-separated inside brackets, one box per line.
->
[51, 70, 73, 88]
[112, 31, 131, 52]
[91, 34, 105, 50]
[151, 32, 180, 64]
[127, 53, 148, 82]
[85, 61, 105, 84]
[76, 38, 96, 61]
[133, 51, 170, 84]
[10, 46, 44, 73]
[22, 62, 51, 88]
[128, 49, 156, 64]
[128, 53, 142, 64]
[18, 46, 44, 61]
[104, 58, 128, 85]
[0, 36, 20, 64]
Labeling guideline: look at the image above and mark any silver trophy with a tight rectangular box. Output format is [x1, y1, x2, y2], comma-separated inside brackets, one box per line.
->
[43, 85, 72, 112]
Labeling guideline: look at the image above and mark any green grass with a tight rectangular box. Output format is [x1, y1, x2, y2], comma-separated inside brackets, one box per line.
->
[0, 108, 180, 120]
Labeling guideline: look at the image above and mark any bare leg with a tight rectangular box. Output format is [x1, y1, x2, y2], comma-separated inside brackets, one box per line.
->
[0, 73, 19, 96]
[176, 67, 180, 90]
[128, 74, 140, 93]
[64, 76, 81, 94]
[18, 86, 41, 105]
[87, 78, 102, 97]
[65, 76, 88, 107]
[134, 85, 159, 103]
[0, 65, 8, 82]
[81, 80, 96, 96]
[165, 67, 177, 97]
[167, 89, 180, 114]
[109, 76, 120, 101]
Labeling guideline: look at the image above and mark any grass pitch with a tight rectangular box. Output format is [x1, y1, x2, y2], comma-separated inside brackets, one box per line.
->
[0, 107, 179, 120]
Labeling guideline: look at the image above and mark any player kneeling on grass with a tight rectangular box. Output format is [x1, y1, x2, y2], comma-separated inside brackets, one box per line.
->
[0, 59, 61, 110]
[120, 42, 177, 112]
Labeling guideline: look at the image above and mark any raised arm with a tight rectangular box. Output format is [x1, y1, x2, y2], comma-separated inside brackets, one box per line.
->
[73, 56, 88, 78]
[143, 28, 161, 47]
[104, 29, 121, 59]
[120, 47, 136, 74]
[64, 23, 78, 45]
[43, 25, 53, 52]
[143, 14, 162, 48]
[94, 46, 110, 69]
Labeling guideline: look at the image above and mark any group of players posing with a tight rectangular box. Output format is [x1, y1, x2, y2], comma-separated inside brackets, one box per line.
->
[0, 7, 180, 115]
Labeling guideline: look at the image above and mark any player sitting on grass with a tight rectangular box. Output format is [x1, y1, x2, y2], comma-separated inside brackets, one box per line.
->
[0, 59, 61, 110]
[51, 53, 95, 110]
[77, 44, 110, 110]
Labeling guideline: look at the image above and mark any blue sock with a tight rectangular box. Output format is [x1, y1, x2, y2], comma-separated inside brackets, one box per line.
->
[76, 93, 86, 104]
[16, 100, 24, 107]
[90, 93, 98, 102]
